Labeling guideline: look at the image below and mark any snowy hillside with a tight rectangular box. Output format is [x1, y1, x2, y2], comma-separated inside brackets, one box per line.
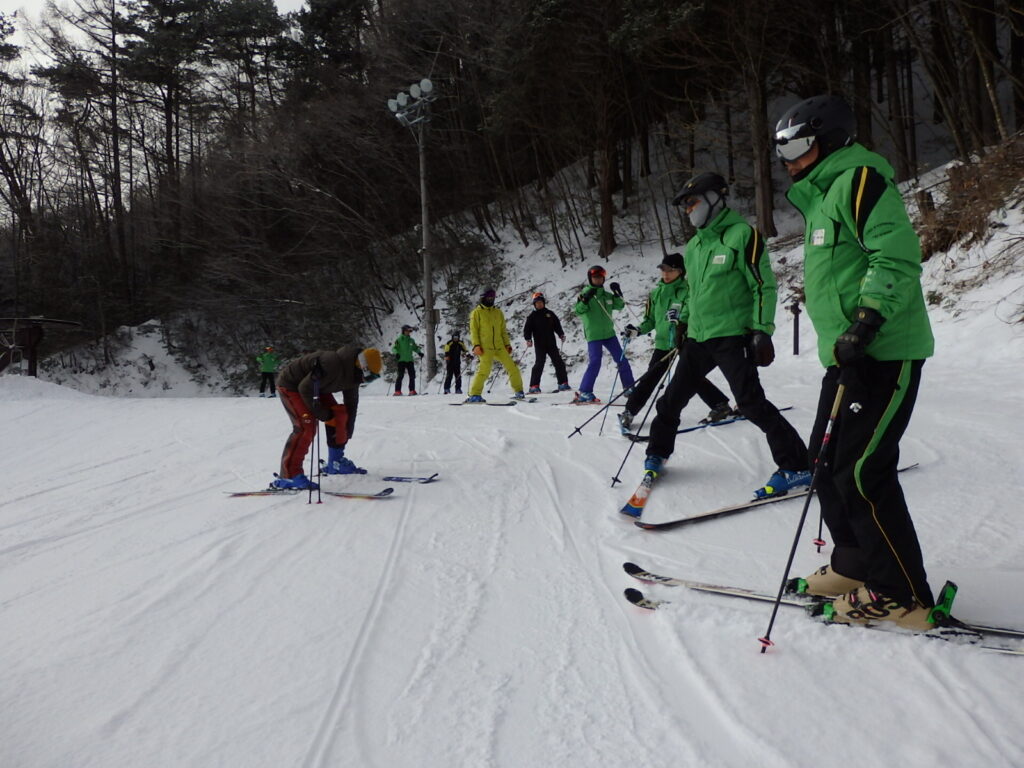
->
[4, 212, 1024, 767]
[4, 148, 1024, 766]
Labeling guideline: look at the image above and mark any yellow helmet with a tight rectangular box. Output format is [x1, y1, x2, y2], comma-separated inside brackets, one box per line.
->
[358, 348, 383, 381]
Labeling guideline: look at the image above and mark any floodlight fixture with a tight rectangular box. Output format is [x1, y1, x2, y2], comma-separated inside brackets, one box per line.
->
[420, 79, 433, 94]
[397, 92, 409, 107]
[388, 99, 399, 113]
[410, 84, 421, 98]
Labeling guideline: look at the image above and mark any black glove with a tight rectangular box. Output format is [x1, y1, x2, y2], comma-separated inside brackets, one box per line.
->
[609, 282, 623, 297]
[665, 308, 679, 324]
[419, 353, 425, 359]
[674, 323, 689, 350]
[624, 324, 639, 339]
[834, 307, 884, 366]
[580, 287, 597, 303]
[748, 332, 775, 367]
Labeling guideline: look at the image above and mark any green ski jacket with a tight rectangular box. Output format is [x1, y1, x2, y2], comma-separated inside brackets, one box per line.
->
[681, 207, 776, 342]
[392, 334, 422, 363]
[573, 285, 624, 341]
[637, 278, 688, 351]
[785, 143, 934, 367]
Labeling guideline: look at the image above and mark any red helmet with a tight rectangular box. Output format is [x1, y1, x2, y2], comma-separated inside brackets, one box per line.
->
[531, 292, 545, 303]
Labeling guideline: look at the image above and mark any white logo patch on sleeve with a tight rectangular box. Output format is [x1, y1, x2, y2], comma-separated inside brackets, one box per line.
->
[712, 254, 727, 264]
[812, 228, 826, 246]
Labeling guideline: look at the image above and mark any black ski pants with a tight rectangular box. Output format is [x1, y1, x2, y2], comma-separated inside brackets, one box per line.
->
[259, 371, 276, 394]
[529, 343, 568, 388]
[646, 336, 807, 471]
[395, 361, 416, 392]
[626, 348, 728, 416]
[810, 359, 933, 606]
[443, 359, 462, 392]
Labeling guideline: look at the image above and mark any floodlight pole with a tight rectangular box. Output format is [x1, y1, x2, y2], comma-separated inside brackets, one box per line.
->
[417, 120, 436, 381]
[388, 80, 438, 381]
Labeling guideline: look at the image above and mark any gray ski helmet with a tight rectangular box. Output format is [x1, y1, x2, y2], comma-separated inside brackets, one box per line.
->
[672, 172, 728, 229]
[773, 94, 855, 165]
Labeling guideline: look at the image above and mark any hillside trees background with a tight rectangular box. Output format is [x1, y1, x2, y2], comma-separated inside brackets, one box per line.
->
[0, 0, 1022, 371]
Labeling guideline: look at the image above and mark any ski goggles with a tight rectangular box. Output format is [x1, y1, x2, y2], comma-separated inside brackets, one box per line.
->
[588, 267, 607, 279]
[773, 123, 816, 162]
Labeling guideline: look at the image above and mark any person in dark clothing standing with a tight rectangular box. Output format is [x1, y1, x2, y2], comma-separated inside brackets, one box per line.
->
[523, 292, 570, 394]
[273, 346, 382, 489]
[443, 332, 468, 394]
[644, 172, 809, 500]
[619, 253, 735, 432]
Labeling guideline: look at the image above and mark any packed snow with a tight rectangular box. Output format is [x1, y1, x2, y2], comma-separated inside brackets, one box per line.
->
[3, 203, 1024, 768]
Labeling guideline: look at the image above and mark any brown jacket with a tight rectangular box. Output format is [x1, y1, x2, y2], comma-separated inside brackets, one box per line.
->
[276, 346, 362, 421]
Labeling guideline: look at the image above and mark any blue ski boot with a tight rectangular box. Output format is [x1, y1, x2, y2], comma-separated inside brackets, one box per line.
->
[753, 468, 811, 499]
[271, 473, 319, 490]
[322, 446, 368, 475]
[643, 455, 665, 475]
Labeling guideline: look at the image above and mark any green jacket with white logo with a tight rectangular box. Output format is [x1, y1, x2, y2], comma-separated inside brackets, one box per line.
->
[785, 143, 934, 367]
[680, 207, 776, 342]
[573, 285, 624, 341]
[637, 278, 689, 351]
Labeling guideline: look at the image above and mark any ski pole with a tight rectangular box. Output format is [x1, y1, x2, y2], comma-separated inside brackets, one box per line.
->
[609, 349, 675, 487]
[567, 347, 669, 440]
[309, 363, 324, 504]
[598, 334, 632, 436]
[566, 385, 632, 438]
[757, 382, 846, 653]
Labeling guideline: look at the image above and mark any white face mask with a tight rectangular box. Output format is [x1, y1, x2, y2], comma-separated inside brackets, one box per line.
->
[688, 191, 721, 228]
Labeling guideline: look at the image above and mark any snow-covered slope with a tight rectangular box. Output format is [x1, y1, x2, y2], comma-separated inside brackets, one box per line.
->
[3, 219, 1024, 766]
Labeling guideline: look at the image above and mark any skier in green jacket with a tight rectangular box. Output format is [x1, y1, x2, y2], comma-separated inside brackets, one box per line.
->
[643, 172, 809, 499]
[256, 346, 281, 397]
[773, 94, 935, 630]
[573, 265, 634, 403]
[619, 253, 734, 432]
[391, 325, 423, 395]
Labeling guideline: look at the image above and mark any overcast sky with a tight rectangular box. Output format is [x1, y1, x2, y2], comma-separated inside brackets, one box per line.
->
[0, 0, 308, 28]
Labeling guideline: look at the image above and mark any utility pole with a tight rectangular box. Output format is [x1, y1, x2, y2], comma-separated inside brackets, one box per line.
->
[388, 79, 438, 379]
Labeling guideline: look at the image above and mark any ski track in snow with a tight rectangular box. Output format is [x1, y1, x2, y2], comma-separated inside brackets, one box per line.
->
[3, 288, 1024, 767]
[302, 476, 417, 768]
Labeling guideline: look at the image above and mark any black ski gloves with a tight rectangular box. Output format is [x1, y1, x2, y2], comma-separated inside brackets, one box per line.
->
[834, 307, 885, 367]
[609, 282, 623, 297]
[580, 287, 597, 303]
[748, 332, 775, 367]
[624, 324, 639, 339]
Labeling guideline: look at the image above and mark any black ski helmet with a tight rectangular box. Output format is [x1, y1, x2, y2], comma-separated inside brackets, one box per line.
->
[587, 265, 607, 285]
[672, 172, 728, 228]
[531, 291, 545, 304]
[773, 95, 855, 166]
[671, 172, 728, 207]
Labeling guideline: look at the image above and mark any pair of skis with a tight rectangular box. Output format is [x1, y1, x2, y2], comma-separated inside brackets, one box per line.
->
[228, 487, 395, 500]
[620, 561, 1024, 655]
[229, 472, 440, 498]
[449, 397, 538, 407]
[621, 463, 920, 525]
